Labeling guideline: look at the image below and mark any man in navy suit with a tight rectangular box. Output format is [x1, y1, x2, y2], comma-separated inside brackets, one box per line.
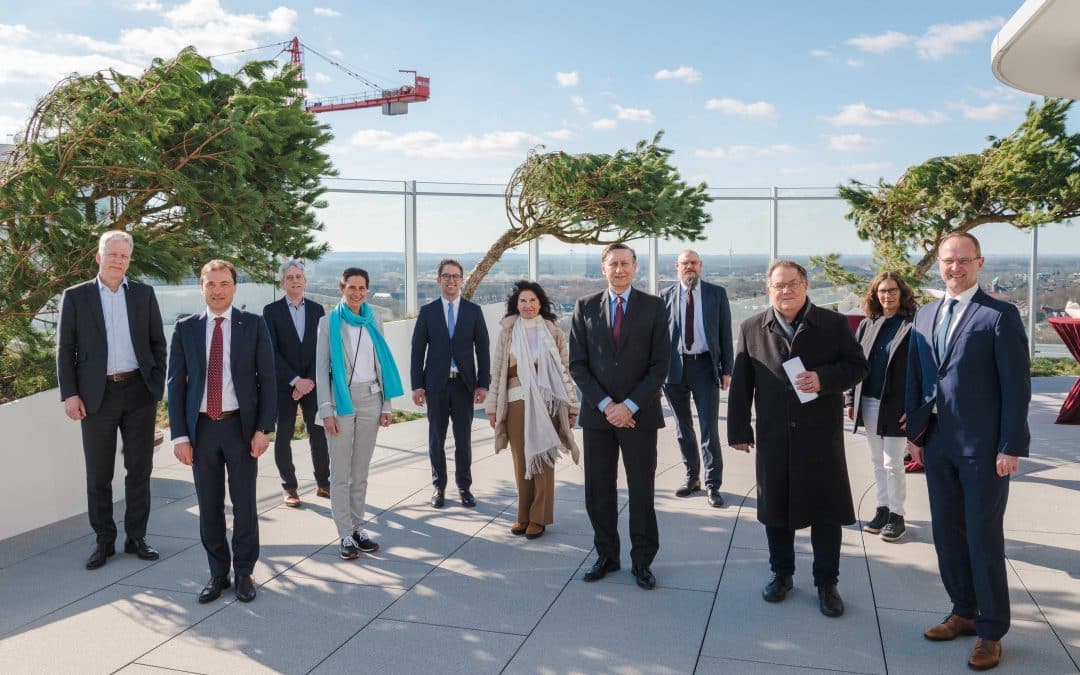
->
[906, 232, 1030, 671]
[263, 260, 329, 508]
[660, 249, 733, 507]
[168, 260, 276, 604]
[410, 259, 490, 509]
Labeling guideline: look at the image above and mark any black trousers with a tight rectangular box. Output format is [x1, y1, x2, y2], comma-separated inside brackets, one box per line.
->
[192, 415, 259, 578]
[765, 522, 842, 587]
[427, 377, 474, 490]
[583, 426, 659, 568]
[925, 446, 1011, 640]
[662, 356, 723, 488]
[80, 377, 156, 545]
[273, 390, 330, 490]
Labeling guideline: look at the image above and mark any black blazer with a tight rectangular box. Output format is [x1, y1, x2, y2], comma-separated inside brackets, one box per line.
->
[845, 315, 912, 437]
[569, 287, 671, 430]
[410, 298, 491, 392]
[659, 280, 734, 384]
[263, 296, 324, 393]
[56, 278, 167, 414]
[166, 308, 277, 448]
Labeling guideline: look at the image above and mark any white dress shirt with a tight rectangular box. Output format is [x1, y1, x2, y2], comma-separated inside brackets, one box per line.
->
[345, 323, 378, 383]
[173, 306, 240, 447]
[938, 284, 981, 349]
[97, 276, 139, 375]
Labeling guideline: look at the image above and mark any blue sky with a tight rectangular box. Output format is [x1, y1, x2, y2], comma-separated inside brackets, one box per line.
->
[2, 0, 1073, 255]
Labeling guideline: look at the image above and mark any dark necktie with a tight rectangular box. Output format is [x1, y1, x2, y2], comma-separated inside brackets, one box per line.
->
[207, 316, 224, 420]
[935, 299, 958, 360]
[613, 296, 625, 345]
[685, 287, 695, 351]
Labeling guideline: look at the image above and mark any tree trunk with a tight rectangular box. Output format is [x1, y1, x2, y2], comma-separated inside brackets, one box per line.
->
[462, 228, 526, 300]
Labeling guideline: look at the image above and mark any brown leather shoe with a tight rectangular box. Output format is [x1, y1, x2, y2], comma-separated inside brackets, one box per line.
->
[968, 637, 1002, 671]
[283, 489, 301, 508]
[525, 523, 546, 539]
[510, 522, 527, 536]
[924, 614, 977, 641]
[315, 486, 330, 499]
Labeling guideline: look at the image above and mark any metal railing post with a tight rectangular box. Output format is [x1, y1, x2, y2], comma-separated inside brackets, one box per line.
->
[648, 236, 659, 295]
[404, 180, 418, 315]
[769, 186, 779, 261]
[1028, 225, 1038, 359]
[529, 238, 540, 281]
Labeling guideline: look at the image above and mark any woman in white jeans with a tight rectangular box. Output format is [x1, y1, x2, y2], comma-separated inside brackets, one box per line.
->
[845, 272, 916, 542]
[315, 267, 403, 560]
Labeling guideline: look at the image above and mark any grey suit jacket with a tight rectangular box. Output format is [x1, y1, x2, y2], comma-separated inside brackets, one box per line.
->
[314, 313, 393, 424]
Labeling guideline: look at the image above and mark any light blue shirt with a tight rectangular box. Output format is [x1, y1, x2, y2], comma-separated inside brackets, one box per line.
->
[97, 276, 139, 375]
[598, 288, 639, 415]
[287, 297, 306, 342]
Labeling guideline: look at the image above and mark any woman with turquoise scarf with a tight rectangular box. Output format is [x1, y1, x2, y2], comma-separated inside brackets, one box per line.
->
[315, 267, 404, 560]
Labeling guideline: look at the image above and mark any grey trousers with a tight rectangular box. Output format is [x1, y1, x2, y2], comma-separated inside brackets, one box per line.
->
[328, 382, 382, 539]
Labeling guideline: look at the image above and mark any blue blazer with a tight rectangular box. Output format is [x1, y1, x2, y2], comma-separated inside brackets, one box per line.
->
[904, 288, 1030, 457]
[167, 308, 277, 448]
[659, 280, 734, 384]
[410, 298, 491, 392]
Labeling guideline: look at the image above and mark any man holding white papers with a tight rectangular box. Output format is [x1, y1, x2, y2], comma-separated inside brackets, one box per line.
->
[728, 260, 868, 618]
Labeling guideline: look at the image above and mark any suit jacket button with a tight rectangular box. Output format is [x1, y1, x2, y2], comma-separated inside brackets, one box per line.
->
[790, 422, 796, 429]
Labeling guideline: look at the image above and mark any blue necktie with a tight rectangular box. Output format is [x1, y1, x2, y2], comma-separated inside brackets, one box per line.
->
[935, 298, 958, 360]
[447, 302, 457, 370]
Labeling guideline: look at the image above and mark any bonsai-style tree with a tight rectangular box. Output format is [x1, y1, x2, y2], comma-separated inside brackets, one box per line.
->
[462, 132, 711, 299]
[0, 47, 335, 400]
[826, 98, 1080, 287]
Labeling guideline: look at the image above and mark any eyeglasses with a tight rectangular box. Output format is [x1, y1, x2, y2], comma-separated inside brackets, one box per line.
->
[938, 257, 980, 266]
[768, 281, 804, 292]
[877, 288, 900, 296]
[439, 274, 463, 281]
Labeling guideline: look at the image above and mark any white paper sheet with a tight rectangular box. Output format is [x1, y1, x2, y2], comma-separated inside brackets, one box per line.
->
[782, 356, 818, 404]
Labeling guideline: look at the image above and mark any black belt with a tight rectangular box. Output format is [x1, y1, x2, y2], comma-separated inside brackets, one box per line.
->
[106, 369, 139, 382]
[682, 352, 710, 360]
[200, 410, 239, 420]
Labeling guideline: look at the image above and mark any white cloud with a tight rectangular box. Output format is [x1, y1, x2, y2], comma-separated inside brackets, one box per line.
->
[592, 118, 617, 131]
[347, 129, 542, 159]
[780, 167, 810, 175]
[329, 48, 345, 58]
[313, 7, 342, 17]
[0, 48, 143, 85]
[828, 134, 881, 151]
[555, 71, 579, 87]
[0, 24, 32, 42]
[695, 144, 799, 160]
[704, 97, 777, 119]
[569, 95, 588, 114]
[132, 0, 163, 11]
[846, 30, 910, 54]
[614, 104, 655, 123]
[0, 114, 27, 142]
[56, 33, 126, 53]
[845, 161, 894, 175]
[545, 128, 575, 140]
[949, 101, 1019, 121]
[969, 85, 1037, 101]
[826, 102, 948, 127]
[846, 59, 863, 68]
[654, 65, 701, 83]
[810, 49, 831, 58]
[311, 72, 332, 84]
[915, 17, 1004, 60]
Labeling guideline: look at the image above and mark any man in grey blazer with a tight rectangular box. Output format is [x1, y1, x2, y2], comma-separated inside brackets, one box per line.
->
[57, 231, 167, 570]
[660, 249, 733, 507]
[570, 243, 671, 590]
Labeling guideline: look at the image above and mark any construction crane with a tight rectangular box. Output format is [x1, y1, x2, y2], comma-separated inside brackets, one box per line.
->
[285, 37, 430, 116]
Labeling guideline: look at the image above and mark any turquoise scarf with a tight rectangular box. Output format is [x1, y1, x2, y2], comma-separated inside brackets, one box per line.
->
[328, 301, 404, 415]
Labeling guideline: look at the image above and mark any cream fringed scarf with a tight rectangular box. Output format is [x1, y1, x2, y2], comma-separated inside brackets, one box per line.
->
[509, 317, 573, 478]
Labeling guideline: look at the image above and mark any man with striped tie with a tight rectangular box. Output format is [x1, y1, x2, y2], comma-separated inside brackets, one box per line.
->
[167, 260, 277, 604]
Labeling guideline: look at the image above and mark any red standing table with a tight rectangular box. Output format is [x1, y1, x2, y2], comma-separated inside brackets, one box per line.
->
[845, 313, 865, 335]
[1048, 317, 1080, 424]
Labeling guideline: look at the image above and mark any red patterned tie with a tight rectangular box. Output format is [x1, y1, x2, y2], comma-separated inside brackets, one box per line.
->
[685, 287, 695, 351]
[207, 316, 224, 420]
[613, 296, 625, 345]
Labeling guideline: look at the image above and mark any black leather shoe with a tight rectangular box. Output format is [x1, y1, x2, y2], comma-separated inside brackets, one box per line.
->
[124, 537, 160, 561]
[761, 573, 793, 602]
[431, 488, 445, 508]
[675, 479, 702, 498]
[818, 584, 844, 617]
[235, 574, 256, 603]
[85, 543, 115, 570]
[582, 557, 620, 582]
[632, 565, 656, 590]
[459, 489, 477, 508]
[198, 576, 230, 604]
[707, 488, 725, 508]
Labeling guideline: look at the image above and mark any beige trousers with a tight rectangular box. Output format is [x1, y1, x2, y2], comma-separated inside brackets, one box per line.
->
[506, 399, 556, 525]
[328, 382, 382, 539]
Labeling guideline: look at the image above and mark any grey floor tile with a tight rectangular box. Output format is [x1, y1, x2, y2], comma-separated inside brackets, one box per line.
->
[284, 554, 434, 590]
[138, 575, 402, 674]
[695, 656, 867, 674]
[310, 618, 522, 675]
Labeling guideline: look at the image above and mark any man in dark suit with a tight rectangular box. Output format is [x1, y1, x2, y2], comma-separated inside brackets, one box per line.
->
[263, 260, 329, 508]
[570, 243, 670, 590]
[728, 260, 868, 618]
[168, 260, 276, 604]
[906, 232, 1030, 671]
[660, 249, 733, 507]
[410, 258, 490, 508]
[57, 231, 167, 570]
